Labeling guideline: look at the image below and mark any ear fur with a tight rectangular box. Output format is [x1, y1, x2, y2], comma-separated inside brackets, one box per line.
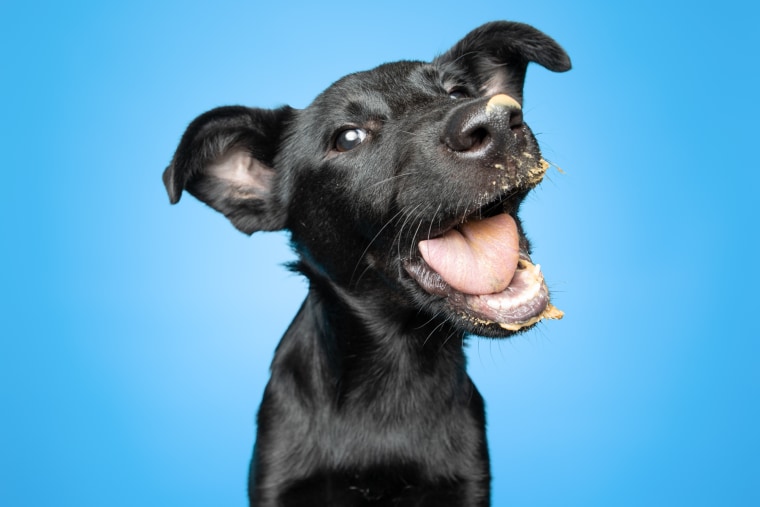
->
[163, 105, 294, 234]
[435, 21, 571, 103]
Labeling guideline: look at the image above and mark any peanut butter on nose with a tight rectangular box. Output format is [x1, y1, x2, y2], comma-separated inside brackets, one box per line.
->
[486, 94, 521, 114]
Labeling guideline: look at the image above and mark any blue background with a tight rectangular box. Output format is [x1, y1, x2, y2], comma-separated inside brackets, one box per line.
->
[2, 1, 758, 506]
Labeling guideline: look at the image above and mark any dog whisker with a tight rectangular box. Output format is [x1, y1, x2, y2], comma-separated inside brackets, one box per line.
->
[437, 326, 463, 354]
[422, 319, 449, 348]
[350, 207, 408, 287]
[366, 172, 417, 189]
[426, 203, 443, 241]
[394, 203, 423, 260]
[414, 310, 447, 331]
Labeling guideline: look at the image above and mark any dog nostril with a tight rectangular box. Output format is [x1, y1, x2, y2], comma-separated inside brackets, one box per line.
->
[445, 126, 491, 152]
[469, 127, 490, 150]
[509, 110, 524, 130]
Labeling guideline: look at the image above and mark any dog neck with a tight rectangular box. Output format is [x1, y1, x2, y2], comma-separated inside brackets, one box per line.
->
[269, 280, 474, 414]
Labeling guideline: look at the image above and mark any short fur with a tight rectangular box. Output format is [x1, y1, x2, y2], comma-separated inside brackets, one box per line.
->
[164, 21, 570, 507]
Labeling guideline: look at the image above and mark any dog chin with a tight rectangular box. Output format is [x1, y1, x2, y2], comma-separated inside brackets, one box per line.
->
[403, 252, 563, 337]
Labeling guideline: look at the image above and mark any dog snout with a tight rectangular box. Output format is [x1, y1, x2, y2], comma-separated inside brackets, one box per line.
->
[442, 94, 524, 156]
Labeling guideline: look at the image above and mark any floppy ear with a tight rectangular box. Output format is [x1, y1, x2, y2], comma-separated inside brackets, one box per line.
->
[435, 21, 571, 103]
[163, 105, 294, 234]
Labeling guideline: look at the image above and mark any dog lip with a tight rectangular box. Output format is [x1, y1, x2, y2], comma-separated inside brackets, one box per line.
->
[458, 256, 559, 329]
[403, 257, 453, 297]
[403, 250, 562, 332]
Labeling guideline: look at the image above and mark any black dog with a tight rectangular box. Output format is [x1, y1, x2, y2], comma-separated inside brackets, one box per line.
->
[164, 21, 570, 507]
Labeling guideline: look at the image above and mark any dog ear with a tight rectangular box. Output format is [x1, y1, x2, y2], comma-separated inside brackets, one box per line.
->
[435, 21, 571, 103]
[163, 105, 294, 234]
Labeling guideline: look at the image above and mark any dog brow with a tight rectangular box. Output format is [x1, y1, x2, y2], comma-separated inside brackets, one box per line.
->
[343, 97, 390, 122]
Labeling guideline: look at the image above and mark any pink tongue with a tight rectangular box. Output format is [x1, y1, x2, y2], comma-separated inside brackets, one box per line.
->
[419, 214, 520, 295]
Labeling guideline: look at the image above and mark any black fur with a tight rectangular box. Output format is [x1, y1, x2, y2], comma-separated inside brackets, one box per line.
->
[164, 21, 570, 507]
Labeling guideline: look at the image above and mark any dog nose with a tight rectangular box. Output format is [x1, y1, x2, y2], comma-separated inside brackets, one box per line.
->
[442, 94, 524, 154]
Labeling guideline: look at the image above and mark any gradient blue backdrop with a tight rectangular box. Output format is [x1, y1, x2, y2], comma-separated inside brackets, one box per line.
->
[2, 1, 757, 506]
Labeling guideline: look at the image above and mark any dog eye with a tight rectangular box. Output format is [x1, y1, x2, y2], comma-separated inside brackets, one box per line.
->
[448, 88, 469, 100]
[335, 128, 368, 152]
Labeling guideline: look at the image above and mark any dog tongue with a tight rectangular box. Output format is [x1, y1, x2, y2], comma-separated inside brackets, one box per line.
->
[419, 214, 520, 295]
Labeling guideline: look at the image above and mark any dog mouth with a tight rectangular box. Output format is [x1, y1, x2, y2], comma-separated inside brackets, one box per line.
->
[403, 203, 563, 333]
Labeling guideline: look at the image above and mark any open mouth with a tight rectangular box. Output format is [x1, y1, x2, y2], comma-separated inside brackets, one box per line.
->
[403, 202, 563, 332]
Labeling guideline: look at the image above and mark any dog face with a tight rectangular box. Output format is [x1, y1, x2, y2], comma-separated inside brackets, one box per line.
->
[164, 21, 570, 338]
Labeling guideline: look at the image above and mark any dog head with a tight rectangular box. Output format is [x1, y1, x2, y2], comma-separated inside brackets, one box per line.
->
[164, 21, 570, 338]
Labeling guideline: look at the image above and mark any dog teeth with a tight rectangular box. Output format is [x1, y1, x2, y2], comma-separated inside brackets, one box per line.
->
[517, 258, 543, 279]
[482, 273, 542, 311]
[486, 298, 502, 310]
